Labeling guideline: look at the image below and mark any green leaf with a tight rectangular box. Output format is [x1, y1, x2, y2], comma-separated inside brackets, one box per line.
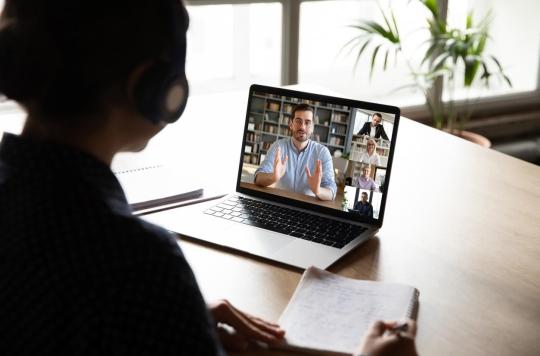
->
[353, 39, 372, 73]
[378, 3, 394, 38]
[466, 11, 473, 29]
[420, 0, 439, 19]
[370, 44, 382, 79]
[464, 55, 481, 87]
[350, 20, 399, 45]
[383, 49, 390, 71]
[421, 40, 441, 66]
[462, 28, 483, 37]
[339, 34, 370, 57]
[474, 33, 487, 54]
[432, 52, 450, 70]
[444, 38, 457, 54]
[489, 55, 504, 72]
[366, 21, 398, 43]
[503, 74, 512, 87]
[425, 68, 450, 80]
[477, 9, 493, 30]
[341, 34, 368, 49]
[480, 61, 491, 87]
[390, 9, 400, 40]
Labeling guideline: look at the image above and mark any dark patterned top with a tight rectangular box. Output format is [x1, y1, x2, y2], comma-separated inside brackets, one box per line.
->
[0, 133, 224, 355]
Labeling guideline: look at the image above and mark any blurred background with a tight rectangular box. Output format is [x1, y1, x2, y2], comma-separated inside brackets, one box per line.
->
[1, 0, 539, 164]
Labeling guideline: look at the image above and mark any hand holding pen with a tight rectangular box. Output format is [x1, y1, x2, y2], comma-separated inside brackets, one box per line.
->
[355, 319, 418, 356]
[387, 322, 410, 335]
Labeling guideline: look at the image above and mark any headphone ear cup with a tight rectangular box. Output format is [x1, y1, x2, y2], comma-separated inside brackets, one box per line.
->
[133, 64, 188, 124]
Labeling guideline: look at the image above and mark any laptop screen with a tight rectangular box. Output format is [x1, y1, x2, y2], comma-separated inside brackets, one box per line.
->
[237, 85, 400, 225]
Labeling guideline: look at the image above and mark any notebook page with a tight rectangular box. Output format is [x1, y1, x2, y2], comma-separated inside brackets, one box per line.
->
[278, 267, 418, 355]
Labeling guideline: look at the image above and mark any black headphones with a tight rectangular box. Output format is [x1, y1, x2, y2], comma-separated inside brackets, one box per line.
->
[133, 63, 189, 124]
[132, 1, 189, 125]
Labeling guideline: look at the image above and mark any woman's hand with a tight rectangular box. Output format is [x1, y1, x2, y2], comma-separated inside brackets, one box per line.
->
[356, 320, 418, 356]
[208, 299, 285, 352]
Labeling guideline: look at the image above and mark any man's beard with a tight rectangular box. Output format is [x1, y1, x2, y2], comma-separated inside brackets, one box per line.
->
[293, 129, 309, 142]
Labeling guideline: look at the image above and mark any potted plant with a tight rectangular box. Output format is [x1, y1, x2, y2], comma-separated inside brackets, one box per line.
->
[344, 0, 512, 146]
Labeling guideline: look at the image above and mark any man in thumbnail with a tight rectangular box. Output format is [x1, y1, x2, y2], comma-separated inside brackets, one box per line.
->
[354, 192, 373, 218]
[255, 104, 336, 201]
[357, 113, 389, 140]
[355, 165, 379, 192]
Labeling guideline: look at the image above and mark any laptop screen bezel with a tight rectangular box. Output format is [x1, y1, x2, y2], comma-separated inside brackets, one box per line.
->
[235, 84, 400, 227]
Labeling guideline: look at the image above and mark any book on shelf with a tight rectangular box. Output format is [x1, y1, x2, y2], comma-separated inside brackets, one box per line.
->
[329, 137, 344, 146]
[331, 112, 349, 123]
[315, 116, 330, 126]
[267, 101, 281, 112]
[279, 126, 291, 136]
[275, 266, 419, 356]
[283, 103, 294, 114]
[262, 141, 274, 150]
[331, 125, 347, 135]
[264, 124, 276, 134]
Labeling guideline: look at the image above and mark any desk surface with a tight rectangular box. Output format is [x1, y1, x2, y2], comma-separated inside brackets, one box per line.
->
[2, 91, 539, 356]
[153, 92, 539, 356]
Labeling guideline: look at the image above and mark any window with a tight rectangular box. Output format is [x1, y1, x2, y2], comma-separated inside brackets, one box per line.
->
[297, 0, 539, 121]
[1, 0, 539, 121]
[298, 0, 429, 107]
[445, 0, 540, 101]
[185, 2, 282, 94]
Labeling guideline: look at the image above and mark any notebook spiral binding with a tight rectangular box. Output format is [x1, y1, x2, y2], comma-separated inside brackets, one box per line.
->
[113, 164, 164, 175]
[406, 289, 420, 320]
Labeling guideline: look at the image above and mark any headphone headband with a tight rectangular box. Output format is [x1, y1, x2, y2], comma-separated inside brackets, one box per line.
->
[133, 0, 189, 124]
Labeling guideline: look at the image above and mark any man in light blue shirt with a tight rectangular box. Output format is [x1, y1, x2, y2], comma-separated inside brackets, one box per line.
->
[255, 104, 336, 201]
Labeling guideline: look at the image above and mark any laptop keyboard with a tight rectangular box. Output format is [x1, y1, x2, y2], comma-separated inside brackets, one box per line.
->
[204, 195, 367, 249]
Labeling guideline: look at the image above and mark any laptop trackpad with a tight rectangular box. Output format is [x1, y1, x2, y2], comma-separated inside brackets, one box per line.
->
[225, 224, 294, 255]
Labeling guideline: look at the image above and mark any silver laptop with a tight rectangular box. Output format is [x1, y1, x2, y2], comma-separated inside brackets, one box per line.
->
[144, 84, 400, 269]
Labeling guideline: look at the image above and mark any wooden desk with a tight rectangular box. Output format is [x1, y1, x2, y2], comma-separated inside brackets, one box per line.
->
[142, 93, 539, 356]
[3, 91, 538, 355]
[239, 182, 343, 210]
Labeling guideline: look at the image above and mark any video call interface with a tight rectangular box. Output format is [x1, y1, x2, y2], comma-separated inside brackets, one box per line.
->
[240, 90, 396, 221]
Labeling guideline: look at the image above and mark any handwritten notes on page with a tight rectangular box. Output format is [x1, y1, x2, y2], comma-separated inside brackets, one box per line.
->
[277, 267, 419, 355]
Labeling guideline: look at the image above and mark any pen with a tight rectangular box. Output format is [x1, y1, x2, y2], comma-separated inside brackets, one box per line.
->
[389, 322, 408, 334]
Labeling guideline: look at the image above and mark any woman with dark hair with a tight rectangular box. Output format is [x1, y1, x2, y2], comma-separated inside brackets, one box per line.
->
[0, 0, 417, 355]
[0, 0, 285, 354]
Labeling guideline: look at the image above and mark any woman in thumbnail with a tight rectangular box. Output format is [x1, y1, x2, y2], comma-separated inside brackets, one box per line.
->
[359, 139, 381, 166]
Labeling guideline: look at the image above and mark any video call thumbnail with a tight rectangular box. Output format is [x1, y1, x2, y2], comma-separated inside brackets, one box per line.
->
[240, 90, 396, 221]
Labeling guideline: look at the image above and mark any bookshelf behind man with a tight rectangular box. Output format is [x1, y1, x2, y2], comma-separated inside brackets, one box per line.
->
[243, 92, 355, 166]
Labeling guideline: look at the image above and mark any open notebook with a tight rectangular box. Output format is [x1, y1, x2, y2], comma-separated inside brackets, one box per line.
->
[277, 267, 419, 355]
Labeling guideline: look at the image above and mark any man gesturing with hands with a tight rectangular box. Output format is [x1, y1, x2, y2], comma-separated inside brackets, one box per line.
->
[255, 104, 336, 201]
